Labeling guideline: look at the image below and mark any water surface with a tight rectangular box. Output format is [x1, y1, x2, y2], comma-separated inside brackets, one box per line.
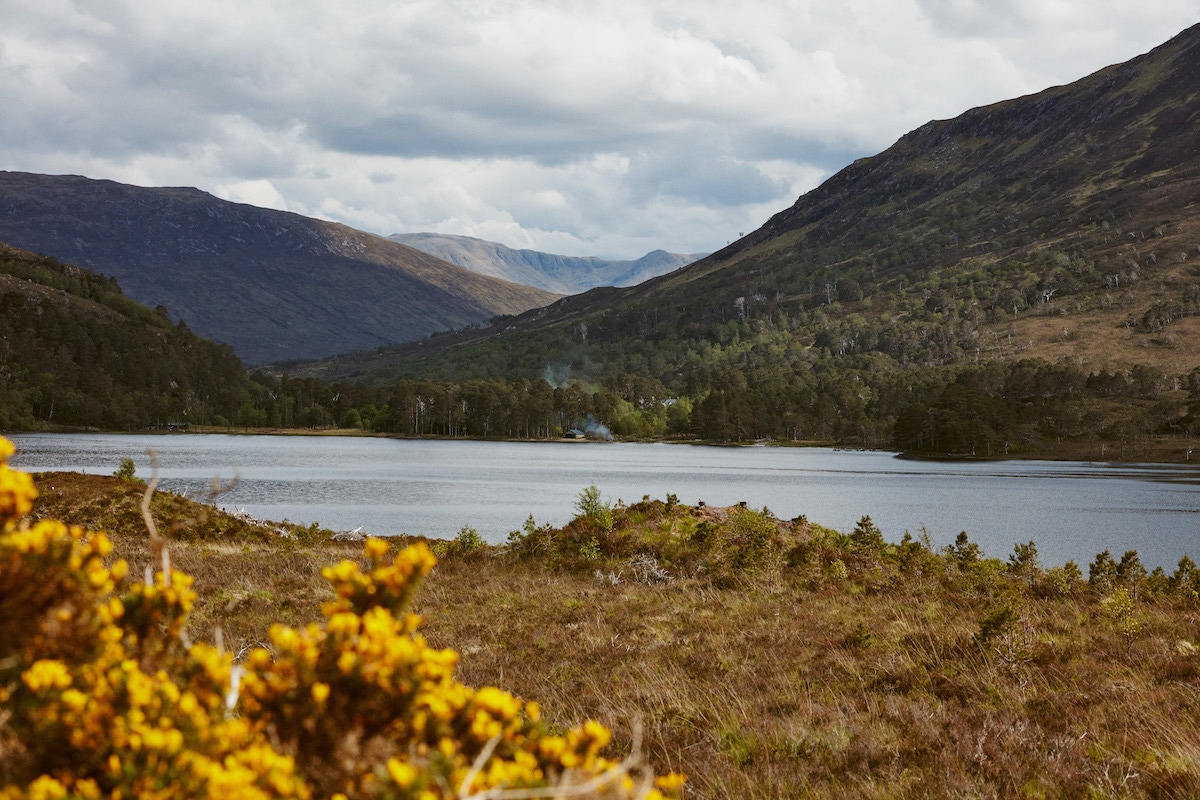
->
[8, 433, 1199, 569]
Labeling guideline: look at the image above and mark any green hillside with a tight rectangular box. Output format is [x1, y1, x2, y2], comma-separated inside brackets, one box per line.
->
[0, 243, 252, 430]
[0, 243, 377, 432]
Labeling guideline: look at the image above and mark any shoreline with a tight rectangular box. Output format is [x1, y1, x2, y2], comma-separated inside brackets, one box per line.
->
[6, 424, 1198, 467]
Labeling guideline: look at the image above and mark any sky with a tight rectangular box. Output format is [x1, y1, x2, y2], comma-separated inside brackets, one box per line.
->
[1, 2, 1197, 261]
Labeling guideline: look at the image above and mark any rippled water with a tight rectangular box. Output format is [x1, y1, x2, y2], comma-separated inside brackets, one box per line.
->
[8, 432, 1200, 568]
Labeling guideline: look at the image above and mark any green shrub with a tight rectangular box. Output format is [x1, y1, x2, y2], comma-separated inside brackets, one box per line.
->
[112, 457, 144, 484]
[849, 515, 886, 557]
[575, 485, 614, 533]
[1089, 550, 1119, 594]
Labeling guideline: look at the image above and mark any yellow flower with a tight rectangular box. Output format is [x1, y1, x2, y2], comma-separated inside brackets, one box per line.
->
[363, 537, 390, 561]
[24, 775, 67, 800]
[22, 660, 73, 692]
[0, 469, 660, 800]
[655, 772, 687, 795]
[474, 685, 523, 720]
[61, 689, 88, 712]
[0, 449, 37, 520]
[385, 758, 418, 787]
[72, 779, 101, 800]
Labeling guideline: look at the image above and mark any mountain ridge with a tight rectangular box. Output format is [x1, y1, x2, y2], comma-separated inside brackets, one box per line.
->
[305, 22, 1200, 385]
[387, 232, 706, 293]
[0, 172, 559, 364]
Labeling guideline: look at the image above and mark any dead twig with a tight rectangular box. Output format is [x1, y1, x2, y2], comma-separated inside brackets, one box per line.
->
[140, 449, 169, 586]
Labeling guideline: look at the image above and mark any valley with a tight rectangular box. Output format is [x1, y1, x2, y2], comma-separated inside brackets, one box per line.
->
[5, 9, 1200, 800]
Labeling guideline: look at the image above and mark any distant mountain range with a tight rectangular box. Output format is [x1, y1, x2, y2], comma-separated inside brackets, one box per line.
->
[0, 173, 558, 364]
[387, 232, 706, 294]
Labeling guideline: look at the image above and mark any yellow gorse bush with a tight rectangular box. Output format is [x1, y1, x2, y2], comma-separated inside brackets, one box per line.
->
[0, 439, 680, 800]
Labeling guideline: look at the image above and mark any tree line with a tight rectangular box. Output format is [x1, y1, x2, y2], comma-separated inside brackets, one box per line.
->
[231, 358, 1197, 462]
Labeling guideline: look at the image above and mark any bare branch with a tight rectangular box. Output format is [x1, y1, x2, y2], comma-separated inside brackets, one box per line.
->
[140, 449, 170, 586]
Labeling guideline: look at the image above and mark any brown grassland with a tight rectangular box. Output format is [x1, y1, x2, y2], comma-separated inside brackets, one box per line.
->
[30, 471, 1200, 799]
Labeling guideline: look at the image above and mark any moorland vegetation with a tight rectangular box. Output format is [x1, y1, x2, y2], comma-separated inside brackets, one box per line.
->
[0, 444, 681, 799]
[18, 464, 1200, 799]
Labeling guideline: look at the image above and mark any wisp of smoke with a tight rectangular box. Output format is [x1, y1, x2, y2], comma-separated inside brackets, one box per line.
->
[582, 413, 613, 441]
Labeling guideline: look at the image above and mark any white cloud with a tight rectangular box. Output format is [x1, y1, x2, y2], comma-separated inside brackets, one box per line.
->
[214, 179, 289, 212]
[0, 0, 1197, 259]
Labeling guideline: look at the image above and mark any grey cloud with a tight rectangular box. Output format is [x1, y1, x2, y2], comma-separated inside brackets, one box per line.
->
[1, 1, 1196, 260]
[626, 143, 788, 207]
[739, 129, 870, 174]
[914, 0, 1031, 37]
[311, 110, 644, 165]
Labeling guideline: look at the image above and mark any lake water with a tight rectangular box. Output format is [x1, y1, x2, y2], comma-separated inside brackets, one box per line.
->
[7, 432, 1200, 569]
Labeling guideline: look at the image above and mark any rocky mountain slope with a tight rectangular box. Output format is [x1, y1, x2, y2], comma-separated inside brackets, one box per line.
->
[0, 173, 558, 364]
[388, 232, 705, 293]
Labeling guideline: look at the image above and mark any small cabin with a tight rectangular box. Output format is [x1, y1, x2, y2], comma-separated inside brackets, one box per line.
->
[563, 429, 586, 439]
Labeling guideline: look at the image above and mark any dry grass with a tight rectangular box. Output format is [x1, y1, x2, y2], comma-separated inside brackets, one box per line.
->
[998, 309, 1200, 374]
[31, 473, 1200, 799]
[418, 559, 1200, 799]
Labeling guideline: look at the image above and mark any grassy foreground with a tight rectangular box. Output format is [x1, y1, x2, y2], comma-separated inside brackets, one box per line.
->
[28, 472, 1200, 799]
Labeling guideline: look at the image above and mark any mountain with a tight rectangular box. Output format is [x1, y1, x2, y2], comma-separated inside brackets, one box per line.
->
[0, 173, 559, 364]
[284, 24, 1200, 455]
[312, 22, 1200, 383]
[387, 232, 706, 293]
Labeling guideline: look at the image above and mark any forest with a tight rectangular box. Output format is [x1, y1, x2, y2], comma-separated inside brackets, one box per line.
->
[0, 248, 251, 431]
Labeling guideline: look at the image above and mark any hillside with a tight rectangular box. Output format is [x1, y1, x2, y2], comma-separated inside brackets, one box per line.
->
[640, 18, 1200, 369]
[325, 22, 1200, 376]
[0, 172, 559, 364]
[289, 23, 1200, 455]
[388, 232, 706, 293]
[0, 242, 254, 430]
[0, 242, 417, 432]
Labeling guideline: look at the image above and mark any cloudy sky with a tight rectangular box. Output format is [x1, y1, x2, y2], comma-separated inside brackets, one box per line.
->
[1, 1, 1197, 260]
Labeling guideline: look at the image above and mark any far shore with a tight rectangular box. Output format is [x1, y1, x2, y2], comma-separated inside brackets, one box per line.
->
[7, 424, 1198, 466]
